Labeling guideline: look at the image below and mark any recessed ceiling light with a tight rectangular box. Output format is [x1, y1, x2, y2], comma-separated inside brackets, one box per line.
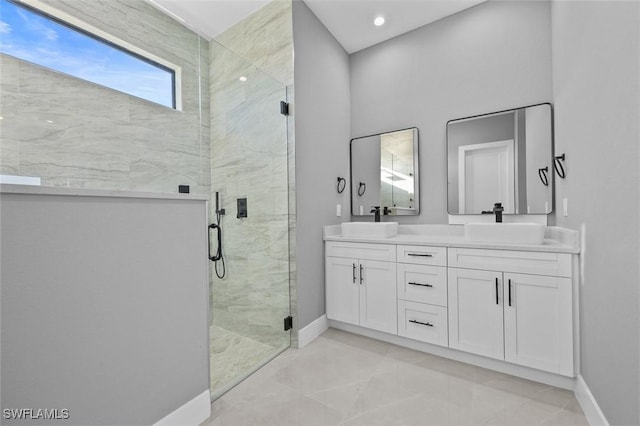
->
[374, 16, 385, 26]
[45, 120, 54, 123]
[239, 76, 248, 82]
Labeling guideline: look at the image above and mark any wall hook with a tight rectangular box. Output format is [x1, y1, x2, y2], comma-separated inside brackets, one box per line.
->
[538, 166, 549, 186]
[554, 153, 566, 179]
[336, 177, 346, 194]
[357, 182, 366, 196]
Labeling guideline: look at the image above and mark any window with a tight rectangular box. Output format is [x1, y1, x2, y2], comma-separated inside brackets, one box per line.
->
[0, 0, 178, 109]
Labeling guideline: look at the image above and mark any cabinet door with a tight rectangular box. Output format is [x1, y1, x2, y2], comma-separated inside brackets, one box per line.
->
[325, 256, 359, 325]
[448, 268, 504, 360]
[360, 260, 397, 334]
[504, 273, 574, 376]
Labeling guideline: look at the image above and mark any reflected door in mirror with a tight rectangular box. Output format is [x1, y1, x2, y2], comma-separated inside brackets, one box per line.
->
[447, 104, 553, 215]
[458, 140, 515, 214]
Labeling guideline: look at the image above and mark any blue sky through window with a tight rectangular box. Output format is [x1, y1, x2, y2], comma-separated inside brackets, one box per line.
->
[0, 0, 175, 108]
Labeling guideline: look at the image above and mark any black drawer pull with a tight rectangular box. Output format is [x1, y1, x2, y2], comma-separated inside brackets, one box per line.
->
[408, 282, 433, 287]
[407, 253, 433, 257]
[409, 319, 433, 327]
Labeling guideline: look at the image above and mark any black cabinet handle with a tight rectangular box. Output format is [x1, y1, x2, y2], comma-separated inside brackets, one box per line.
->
[409, 319, 433, 327]
[495, 278, 499, 305]
[359, 264, 363, 285]
[408, 282, 433, 287]
[407, 253, 433, 257]
[508, 278, 512, 307]
[352, 264, 356, 284]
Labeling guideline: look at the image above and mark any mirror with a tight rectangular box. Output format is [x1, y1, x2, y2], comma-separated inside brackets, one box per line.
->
[351, 128, 419, 216]
[447, 103, 553, 215]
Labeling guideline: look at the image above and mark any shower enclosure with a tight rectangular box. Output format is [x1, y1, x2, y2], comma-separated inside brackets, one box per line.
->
[0, 0, 293, 404]
[208, 39, 292, 399]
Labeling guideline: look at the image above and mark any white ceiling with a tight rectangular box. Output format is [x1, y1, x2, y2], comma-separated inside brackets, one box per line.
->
[148, 0, 485, 53]
[304, 0, 485, 53]
[147, 0, 271, 40]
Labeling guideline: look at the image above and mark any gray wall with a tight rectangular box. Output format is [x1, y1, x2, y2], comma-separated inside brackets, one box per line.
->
[0, 0, 210, 194]
[551, 1, 640, 424]
[350, 1, 552, 223]
[292, 1, 351, 329]
[0, 190, 209, 425]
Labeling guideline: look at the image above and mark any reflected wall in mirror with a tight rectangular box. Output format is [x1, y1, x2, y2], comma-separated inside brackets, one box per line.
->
[351, 128, 419, 216]
[447, 103, 553, 215]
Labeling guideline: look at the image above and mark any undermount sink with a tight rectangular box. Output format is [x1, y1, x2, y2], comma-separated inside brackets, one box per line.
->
[464, 222, 546, 245]
[341, 222, 399, 238]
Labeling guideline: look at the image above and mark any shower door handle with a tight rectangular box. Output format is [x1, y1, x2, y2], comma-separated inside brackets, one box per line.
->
[208, 223, 222, 261]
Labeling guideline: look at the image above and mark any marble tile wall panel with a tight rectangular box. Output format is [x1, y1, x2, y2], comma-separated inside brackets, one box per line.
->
[0, 0, 210, 194]
[214, 0, 293, 86]
[0, 54, 19, 95]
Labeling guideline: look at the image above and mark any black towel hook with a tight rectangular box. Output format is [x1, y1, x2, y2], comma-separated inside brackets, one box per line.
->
[357, 182, 366, 196]
[538, 167, 549, 186]
[336, 177, 346, 194]
[554, 154, 566, 179]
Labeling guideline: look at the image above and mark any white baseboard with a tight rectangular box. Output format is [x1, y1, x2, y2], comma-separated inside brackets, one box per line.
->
[153, 390, 211, 426]
[298, 314, 328, 348]
[574, 375, 609, 426]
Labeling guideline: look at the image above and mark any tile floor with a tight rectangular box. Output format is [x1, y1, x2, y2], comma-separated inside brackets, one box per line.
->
[201, 328, 589, 426]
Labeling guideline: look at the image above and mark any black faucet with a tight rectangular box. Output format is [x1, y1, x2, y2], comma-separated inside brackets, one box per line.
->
[493, 202, 504, 223]
[370, 206, 381, 222]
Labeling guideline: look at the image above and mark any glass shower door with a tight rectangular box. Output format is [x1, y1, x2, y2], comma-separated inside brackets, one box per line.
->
[208, 40, 291, 399]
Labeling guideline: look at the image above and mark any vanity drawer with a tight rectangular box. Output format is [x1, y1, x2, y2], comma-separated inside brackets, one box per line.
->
[397, 264, 447, 306]
[448, 248, 572, 277]
[397, 245, 446, 266]
[325, 241, 396, 262]
[398, 300, 448, 347]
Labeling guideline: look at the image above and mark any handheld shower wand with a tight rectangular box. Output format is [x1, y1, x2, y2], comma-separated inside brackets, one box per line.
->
[208, 192, 226, 278]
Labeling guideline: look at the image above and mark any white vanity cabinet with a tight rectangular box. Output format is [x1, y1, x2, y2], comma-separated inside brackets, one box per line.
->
[324, 226, 578, 381]
[325, 242, 397, 334]
[447, 248, 574, 376]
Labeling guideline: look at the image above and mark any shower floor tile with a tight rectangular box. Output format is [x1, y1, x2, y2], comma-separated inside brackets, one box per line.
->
[210, 324, 285, 398]
[202, 328, 589, 426]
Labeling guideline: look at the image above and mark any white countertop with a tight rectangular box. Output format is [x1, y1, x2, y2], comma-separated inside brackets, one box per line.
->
[0, 184, 209, 201]
[324, 224, 579, 254]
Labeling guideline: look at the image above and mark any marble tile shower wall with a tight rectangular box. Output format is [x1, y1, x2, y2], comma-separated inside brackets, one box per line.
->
[209, 0, 295, 349]
[214, 0, 293, 88]
[0, 0, 210, 194]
